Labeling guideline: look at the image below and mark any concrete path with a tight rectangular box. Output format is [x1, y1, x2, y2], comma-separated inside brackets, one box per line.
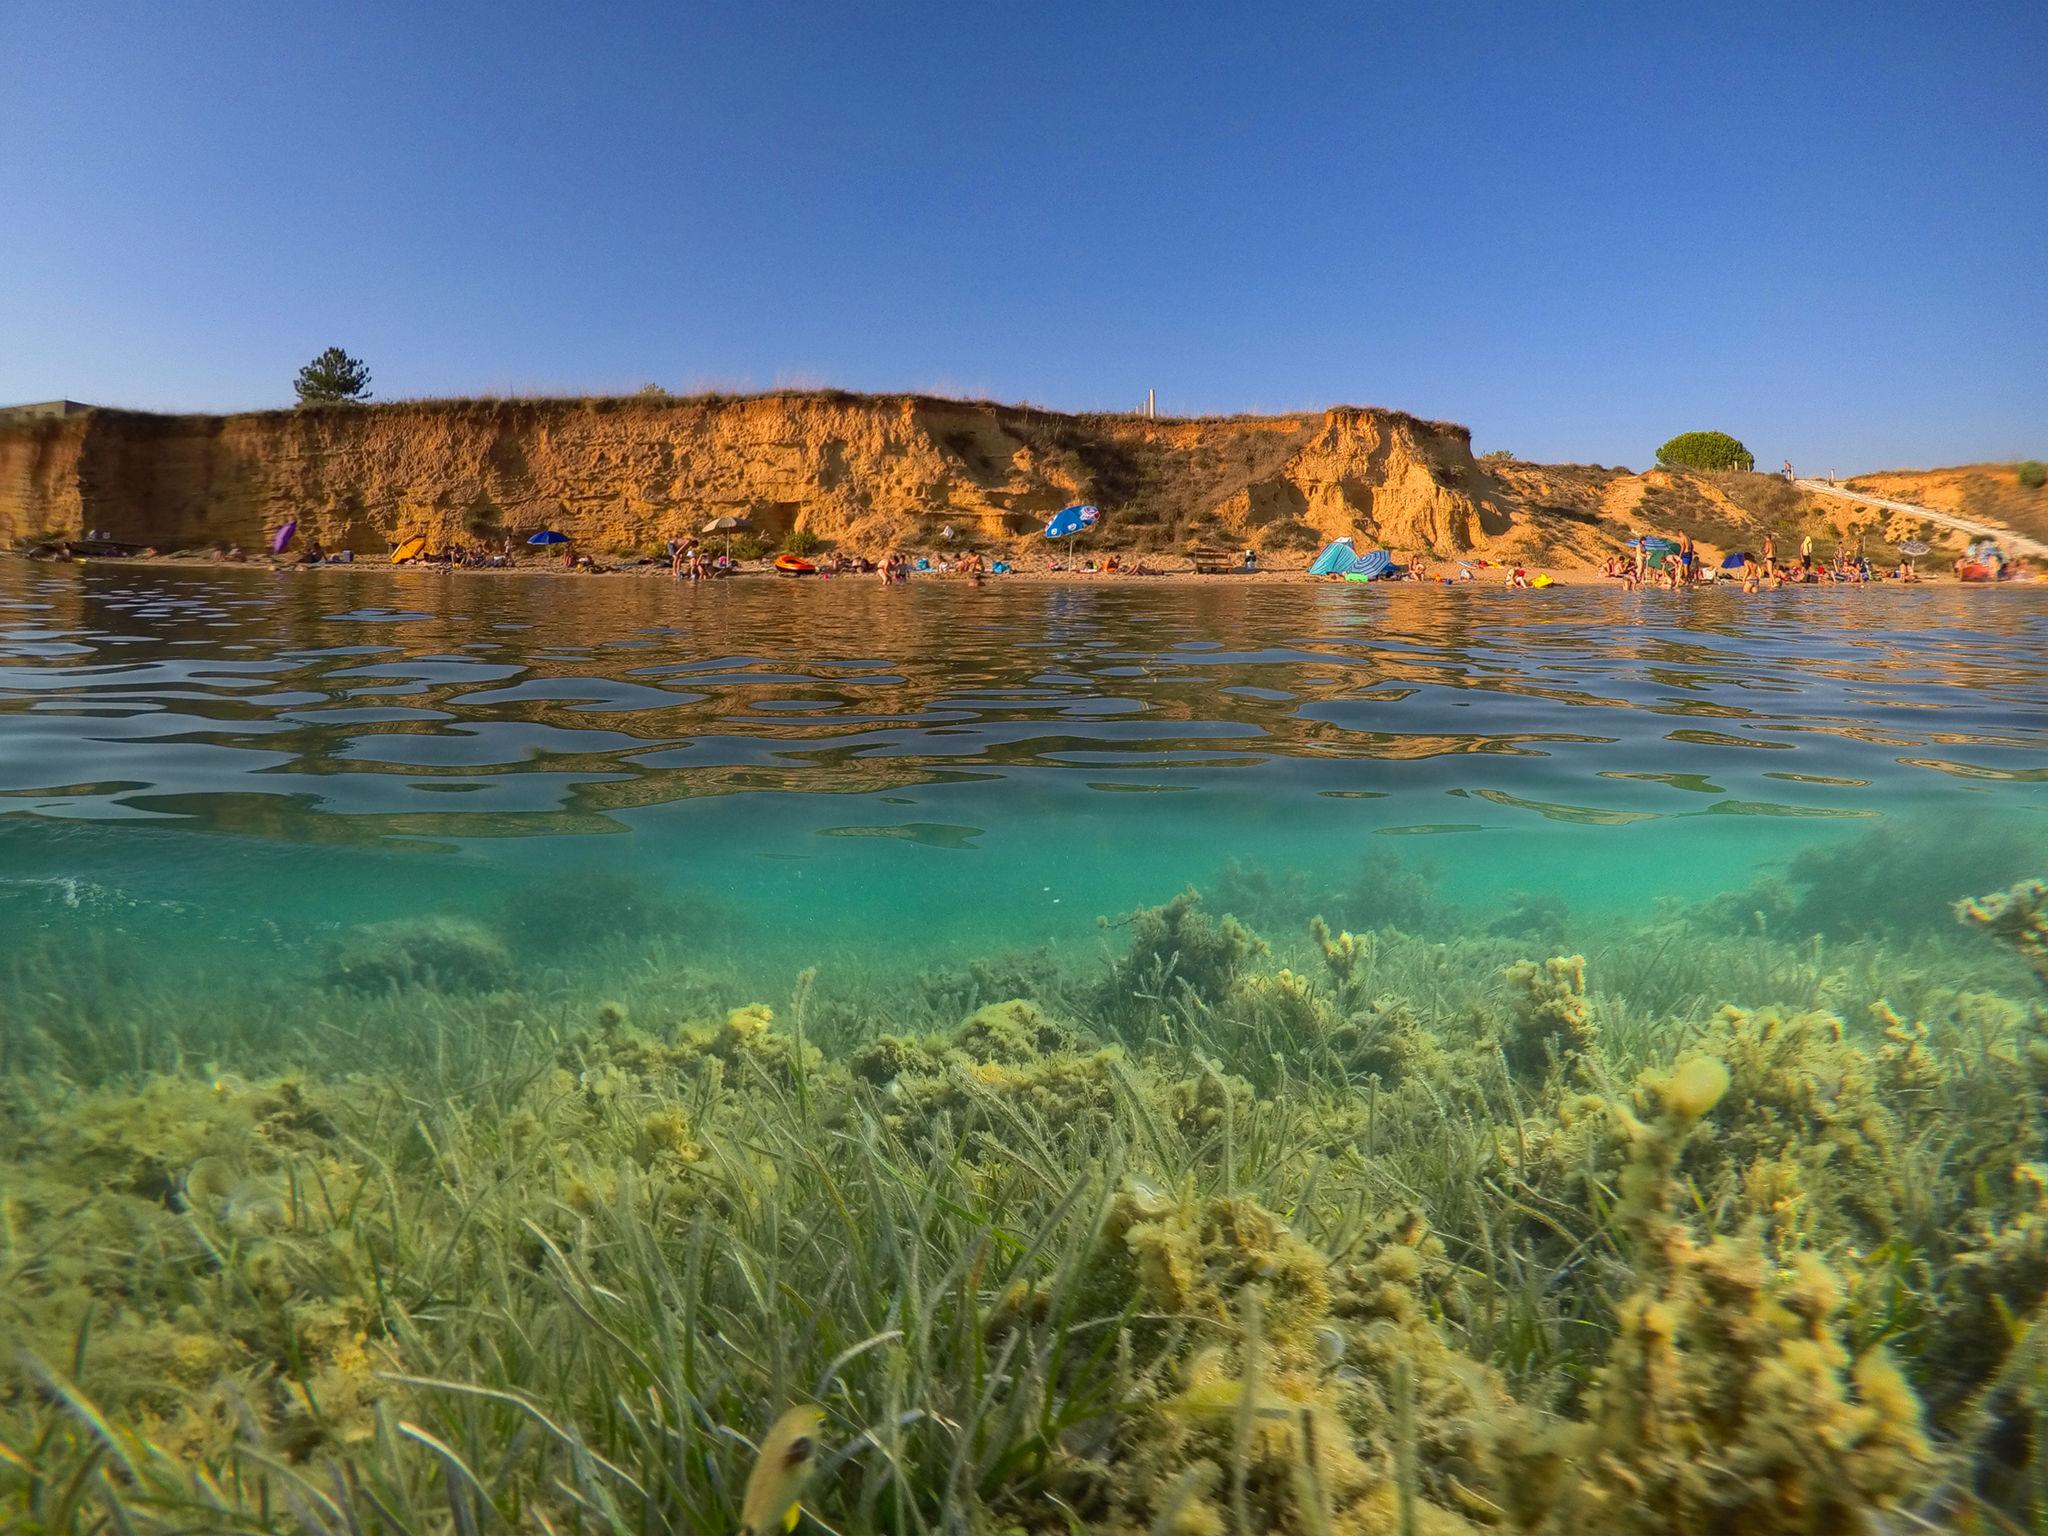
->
[1793, 478, 2048, 558]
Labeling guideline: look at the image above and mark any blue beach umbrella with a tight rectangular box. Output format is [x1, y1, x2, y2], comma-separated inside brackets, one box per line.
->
[1043, 504, 1102, 539]
[528, 530, 570, 546]
[1628, 536, 1679, 552]
[1721, 551, 1750, 569]
[1352, 548, 1393, 580]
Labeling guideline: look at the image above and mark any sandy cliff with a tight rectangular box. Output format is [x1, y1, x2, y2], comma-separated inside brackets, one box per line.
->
[0, 394, 1552, 561]
[1843, 463, 2048, 546]
[4, 393, 2022, 566]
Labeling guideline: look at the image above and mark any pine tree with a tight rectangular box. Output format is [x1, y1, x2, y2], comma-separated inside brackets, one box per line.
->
[293, 348, 373, 405]
[1655, 430, 1753, 473]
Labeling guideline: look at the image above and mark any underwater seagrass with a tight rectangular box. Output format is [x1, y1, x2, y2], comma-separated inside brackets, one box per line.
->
[3, 870, 2047, 1534]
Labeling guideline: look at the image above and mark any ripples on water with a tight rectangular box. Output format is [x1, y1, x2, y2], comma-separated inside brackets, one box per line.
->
[1, 563, 2043, 964]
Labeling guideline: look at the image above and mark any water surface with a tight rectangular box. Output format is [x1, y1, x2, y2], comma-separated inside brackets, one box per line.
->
[2, 563, 2041, 977]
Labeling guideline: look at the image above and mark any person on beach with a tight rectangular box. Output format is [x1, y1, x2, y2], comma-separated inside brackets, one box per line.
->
[1799, 533, 1813, 574]
[1762, 532, 1776, 576]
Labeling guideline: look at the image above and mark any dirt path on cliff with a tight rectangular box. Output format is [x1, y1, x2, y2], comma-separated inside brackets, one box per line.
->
[1795, 478, 2048, 558]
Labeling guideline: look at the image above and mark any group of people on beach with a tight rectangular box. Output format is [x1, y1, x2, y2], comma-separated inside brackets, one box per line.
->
[31, 520, 2026, 591]
[1599, 529, 1923, 592]
[665, 538, 723, 580]
[416, 538, 517, 569]
[1046, 553, 1164, 576]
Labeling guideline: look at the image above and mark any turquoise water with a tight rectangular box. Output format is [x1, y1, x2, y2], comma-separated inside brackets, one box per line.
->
[10, 559, 2048, 1532]
[2, 563, 2044, 978]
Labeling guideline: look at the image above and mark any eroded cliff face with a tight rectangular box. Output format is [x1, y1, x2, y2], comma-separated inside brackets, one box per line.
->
[0, 393, 1547, 560]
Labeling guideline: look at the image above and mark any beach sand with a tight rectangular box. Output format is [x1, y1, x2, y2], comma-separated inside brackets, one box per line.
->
[20, 549, 1983, 591]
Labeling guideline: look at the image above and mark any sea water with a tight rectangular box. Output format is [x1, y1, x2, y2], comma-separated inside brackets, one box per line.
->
[3, 565, 2040, 972]
[5, 560, 2048, 1532]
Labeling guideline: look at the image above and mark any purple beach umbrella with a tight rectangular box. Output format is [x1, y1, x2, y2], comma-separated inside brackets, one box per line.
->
[271, 519, 298, 555]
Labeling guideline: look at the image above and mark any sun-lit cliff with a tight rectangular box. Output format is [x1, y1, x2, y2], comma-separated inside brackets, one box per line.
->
[4, 392, 2014, 566]
[0, 393, 1549, 560]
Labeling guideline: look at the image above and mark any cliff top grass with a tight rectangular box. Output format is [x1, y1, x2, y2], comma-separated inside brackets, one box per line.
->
[0, 388, 1474, 440]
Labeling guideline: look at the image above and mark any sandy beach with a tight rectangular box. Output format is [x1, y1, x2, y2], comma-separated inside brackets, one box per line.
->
[28, 548, 1990, 591]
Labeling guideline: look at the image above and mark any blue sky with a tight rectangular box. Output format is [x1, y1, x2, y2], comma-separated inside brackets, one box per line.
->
[2, 1, 2041, 470]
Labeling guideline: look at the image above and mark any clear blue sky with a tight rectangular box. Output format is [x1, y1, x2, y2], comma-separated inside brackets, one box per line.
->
[3, 1, 2042, 470]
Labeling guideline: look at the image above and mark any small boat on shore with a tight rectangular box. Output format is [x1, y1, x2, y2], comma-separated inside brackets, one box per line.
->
[774, 554, 818, 576]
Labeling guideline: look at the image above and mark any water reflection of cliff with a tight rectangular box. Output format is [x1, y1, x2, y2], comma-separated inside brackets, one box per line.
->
[1, 566, 2043, 844]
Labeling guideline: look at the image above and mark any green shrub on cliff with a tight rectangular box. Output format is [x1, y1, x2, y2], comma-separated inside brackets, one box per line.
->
[2020, 460, 2046, 490]
[1656, 430, 1754, 473]
[293, 347, 372, 405]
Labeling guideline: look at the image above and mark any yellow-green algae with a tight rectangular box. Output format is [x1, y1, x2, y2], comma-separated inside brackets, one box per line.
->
[2, 876, 2046, 1532]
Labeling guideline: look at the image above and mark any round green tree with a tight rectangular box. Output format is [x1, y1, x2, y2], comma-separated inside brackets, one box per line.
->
[2020, 460, 2046, 489]
[293, 348, 373, 405]
[1655, 431, 1754, 472]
